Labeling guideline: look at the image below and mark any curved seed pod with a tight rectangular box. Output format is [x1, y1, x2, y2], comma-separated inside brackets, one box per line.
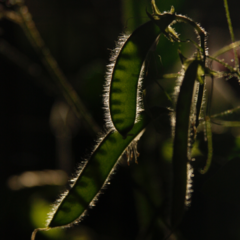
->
[44, 113, 149, 229]
[171, 59, 200, 227]
[104, 20, 160, 136]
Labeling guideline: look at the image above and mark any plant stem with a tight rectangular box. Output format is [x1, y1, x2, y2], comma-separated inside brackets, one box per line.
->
[212, 40, 240, 58]
[211, 106, 240, 118]
[211, 120, 240, 127]
[223, 0, 239, 71]
[207, 55, 240, 78]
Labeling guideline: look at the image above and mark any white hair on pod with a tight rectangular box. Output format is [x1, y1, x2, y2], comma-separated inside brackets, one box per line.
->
[171, 68, 185, 138]
[46, 128, 109, 227]
[46, 127, 145, 228]
[103, 33, 130, 131]
[171, 60, 201, 207]
[185, 161, 194, 206]
[103, 32, 149, 131]
[135, 64, 145, 122]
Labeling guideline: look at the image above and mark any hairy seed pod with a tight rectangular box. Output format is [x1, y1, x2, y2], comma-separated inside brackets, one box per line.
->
[46, 113, 149, 228]
[104, 20, 160, 136]
[171, 59, 200, 227]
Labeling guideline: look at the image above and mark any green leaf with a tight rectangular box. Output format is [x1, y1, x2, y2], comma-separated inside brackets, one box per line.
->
[46, 113, 149, 228]
[171, 59, 200, 227]
[105, 20, 160, 136]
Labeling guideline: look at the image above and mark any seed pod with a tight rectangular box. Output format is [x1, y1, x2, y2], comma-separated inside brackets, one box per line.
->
[46, 113, 149, 228]
[104, 20, 160, 136]
[171, 59, 200, 227]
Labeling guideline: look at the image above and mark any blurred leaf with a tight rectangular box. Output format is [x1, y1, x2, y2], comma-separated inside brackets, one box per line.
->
[30, 197, 64, 239]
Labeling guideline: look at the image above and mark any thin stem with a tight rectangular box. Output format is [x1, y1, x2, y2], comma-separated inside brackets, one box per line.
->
[207, 55, 240, 78]
[162, 71, 224, 79]
[223, 0, 239, 70]
[31, 228, 49, 240]
[212, 40, 240, 58]
[211, 106, 240, 118]
[198, 106, 240, 130]
[162, 73, 180, 78]
[13, 2, 100, 135]
[174, 14, 207, 62]
[211, 119, 240, 127]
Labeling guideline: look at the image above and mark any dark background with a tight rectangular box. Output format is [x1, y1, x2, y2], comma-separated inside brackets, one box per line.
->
[1, 0, 240, 239]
